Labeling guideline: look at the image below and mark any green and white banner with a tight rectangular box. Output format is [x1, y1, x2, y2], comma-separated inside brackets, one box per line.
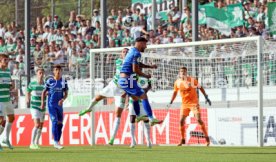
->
[199, 2, 215, 25]
[268, 2, 276, 35]
[205, 3, 244, 36]
[227, 3, 244, 28]
[132, 0, 178, 20]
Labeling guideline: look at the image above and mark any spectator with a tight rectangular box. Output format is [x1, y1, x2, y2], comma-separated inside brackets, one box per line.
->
[52, 15, 63, 29]
[110, 8, 118, 20]
[91, 9, 101, 28]
[43, 15, 52, 29]
[0, 22, 5, 38]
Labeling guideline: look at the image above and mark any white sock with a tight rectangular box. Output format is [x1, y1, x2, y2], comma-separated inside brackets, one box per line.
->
[54, 141, 58, 145]
[35, 129, 42, 145]
[0, 125, 4, 135]
[4, 122, 12, 141]
[144, 122, 151, 145]
[31, 127, 38, 145]
[130, 123, 136, 144]
[87, 98, 98, 111]
[110, 117, 120, 139]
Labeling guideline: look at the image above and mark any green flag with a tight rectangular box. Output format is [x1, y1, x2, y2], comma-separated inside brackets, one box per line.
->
[227, 3, 244, 28]
[205, 6, 232, 35]
[199, 2, 215, 25]
[205, 3, 244, 35]
[268, 2, 276, 35]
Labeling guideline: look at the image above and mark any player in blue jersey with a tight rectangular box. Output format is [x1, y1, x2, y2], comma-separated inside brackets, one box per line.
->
[118, 37, 162, 126]
[41, 65, 68, 149]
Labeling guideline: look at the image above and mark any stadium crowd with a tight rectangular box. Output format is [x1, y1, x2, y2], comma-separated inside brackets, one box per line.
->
[0, 0, 274, 79]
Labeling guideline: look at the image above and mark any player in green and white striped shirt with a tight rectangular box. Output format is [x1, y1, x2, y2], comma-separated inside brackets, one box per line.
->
[26, 67, 46, 149]
[0, 54, 14, 151]
[79, 48, 129, 145]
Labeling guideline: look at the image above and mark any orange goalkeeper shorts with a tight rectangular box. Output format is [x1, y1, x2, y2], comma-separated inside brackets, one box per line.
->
[180, 104, 200, 117]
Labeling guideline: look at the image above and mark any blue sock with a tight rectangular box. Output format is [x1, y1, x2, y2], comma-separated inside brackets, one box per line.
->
[52, 122, 59, 142]
[57, 124, 63, 141]
[142, 99, 153, 119]
[133, 100, 140, 116]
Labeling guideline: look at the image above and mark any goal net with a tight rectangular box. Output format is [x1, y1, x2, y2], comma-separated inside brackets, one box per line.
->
[89, 36, 276, 147]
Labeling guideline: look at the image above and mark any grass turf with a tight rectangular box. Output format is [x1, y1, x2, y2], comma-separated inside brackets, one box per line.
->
[1, 146, 276, 162]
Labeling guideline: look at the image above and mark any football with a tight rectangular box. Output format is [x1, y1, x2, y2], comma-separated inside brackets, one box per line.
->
[218, 138, 226, 145]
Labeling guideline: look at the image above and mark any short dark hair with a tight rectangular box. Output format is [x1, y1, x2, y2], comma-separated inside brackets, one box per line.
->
[180, 67, 187, 71]
[135, 37, 148, 42]
[53, 64, 62, 70]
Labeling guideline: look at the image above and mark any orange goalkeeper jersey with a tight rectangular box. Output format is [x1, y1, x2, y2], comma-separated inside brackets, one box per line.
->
[174, 77, 200, 105]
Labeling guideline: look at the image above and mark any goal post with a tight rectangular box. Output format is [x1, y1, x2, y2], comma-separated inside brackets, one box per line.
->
[88, 36, 271, 147]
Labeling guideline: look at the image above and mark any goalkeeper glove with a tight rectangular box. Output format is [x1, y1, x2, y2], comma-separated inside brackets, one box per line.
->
[205, 95, 212, 106]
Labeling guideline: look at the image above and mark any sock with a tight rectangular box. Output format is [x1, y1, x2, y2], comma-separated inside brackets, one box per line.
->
[4, 122, 12, 141]
[110, 117, 120, 140]
[57, 124, 63, 141]
[52, 122, 59, 142]
[0, 125, 4, 135]
[130, 123, 136, 144]
[180, 125, 185, 140]
[133, 101, 140, 116]
[31, 127, 38, 145]
[87, 98, 98, 111]
[35, 129, 42, 145]
[144, 122, 151, 145]
[141, 99, 153, 119]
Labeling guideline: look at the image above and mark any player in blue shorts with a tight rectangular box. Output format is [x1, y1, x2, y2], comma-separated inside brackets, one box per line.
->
[41, 65, 68, 149]
[118, 37, 162, 126]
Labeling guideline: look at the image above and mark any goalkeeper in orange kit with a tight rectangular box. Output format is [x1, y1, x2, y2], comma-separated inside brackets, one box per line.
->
[168, 67, 211, 146]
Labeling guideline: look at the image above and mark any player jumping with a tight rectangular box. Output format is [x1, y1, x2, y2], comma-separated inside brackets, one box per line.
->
[118, 37, 162, 126]
[79, 48, 128, 145]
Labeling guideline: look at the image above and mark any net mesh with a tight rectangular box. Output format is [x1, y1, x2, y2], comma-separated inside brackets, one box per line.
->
[91, 38, 276, 146]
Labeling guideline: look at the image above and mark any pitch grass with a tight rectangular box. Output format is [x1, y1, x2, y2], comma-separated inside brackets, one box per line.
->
[1, 146, 276, 162]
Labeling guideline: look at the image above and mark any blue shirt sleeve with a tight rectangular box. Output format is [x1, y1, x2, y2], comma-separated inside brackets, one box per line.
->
[132, 51, 141, 64]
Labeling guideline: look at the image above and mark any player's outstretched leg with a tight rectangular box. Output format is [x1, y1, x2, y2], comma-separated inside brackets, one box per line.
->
[79, 95, 105, 116]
